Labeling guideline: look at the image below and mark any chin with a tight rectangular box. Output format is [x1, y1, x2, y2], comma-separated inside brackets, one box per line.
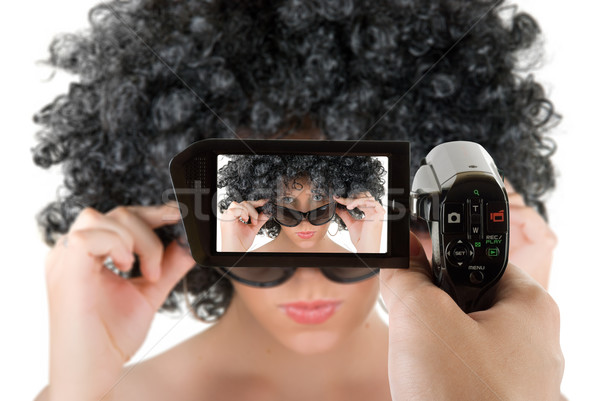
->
[281, 330, 342, 355]
[294, 240, 318, 250]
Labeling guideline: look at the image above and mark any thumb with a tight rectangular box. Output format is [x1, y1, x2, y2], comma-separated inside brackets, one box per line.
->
[141, 239, 197, 308]
[335, 207, 354, 228]
[379, 232, 435, 310]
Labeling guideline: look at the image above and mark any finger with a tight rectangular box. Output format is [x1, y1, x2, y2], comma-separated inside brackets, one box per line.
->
[508, 191, 526, 207]
[126, 201, 182, 229]
[106, 206, 169, 283]
[504, 180, 527, 207]
[49, 229, 135, 279]
[224, 202, 249, 223]
[478, 263, 560, 333]
[345, 197, 376, 211]
[335, 207, 354, 228]
[509, 205, 557, 246]
[252, 211, 268, 226]
[333, 195, 349, 205]
[240, 202, 259, 224]
[257, 210, 271, 222]
[69, 208, 135, 251]
[345, 191, 372, 199]
[235, 208, 250, 223]
[346, 199, 384, 219]
[379, 233, 435, 310]
[139, 240, 197, 309]
[245, 199, 269, 208]
[491, 262, 545, 308]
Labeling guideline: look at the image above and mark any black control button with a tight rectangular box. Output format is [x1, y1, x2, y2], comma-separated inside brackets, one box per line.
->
[469, 198, 482, 214]
[470, 211, 482, 239]
[486, 247, 500, 257]
[470, 271, 485, 284]
[486, 202, 508, 233]
[446, 240, 474, 267]
[470, 223, 481, 238]
[443, 203, 464, 234]
[451, 244, 469, 261]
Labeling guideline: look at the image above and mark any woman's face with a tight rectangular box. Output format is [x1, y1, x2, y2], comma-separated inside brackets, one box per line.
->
[229, 267, 381, 355]
[226, 129, 381, 356]
[275, 177, 332, 250]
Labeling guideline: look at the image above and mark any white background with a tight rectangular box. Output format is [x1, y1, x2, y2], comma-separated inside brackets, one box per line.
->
[1, 1, 598, 399]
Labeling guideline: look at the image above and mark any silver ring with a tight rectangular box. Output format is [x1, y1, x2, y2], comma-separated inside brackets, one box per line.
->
[103, 256, 119, 274]
[102, 256, 132, 278]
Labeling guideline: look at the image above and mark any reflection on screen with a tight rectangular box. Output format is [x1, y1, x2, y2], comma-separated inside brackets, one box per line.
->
[216, 154, 389, 253]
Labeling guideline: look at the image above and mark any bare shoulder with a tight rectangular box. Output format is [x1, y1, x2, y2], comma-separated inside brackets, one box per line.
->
[252, 239, 277, 252]
[107, 326, 225, 401]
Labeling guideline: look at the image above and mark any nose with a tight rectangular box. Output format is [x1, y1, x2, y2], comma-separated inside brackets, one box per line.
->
[297, 219, 313, 229]
[293, 267, 325, 281]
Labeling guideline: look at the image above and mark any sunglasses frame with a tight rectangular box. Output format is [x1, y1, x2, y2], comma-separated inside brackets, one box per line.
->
[274, 202, 337, 227]
[216, 266, 380, 287]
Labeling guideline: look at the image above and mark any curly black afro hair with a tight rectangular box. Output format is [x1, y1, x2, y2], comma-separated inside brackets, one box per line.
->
[32, 0, 560, 321]
[217, 154, 386, 238]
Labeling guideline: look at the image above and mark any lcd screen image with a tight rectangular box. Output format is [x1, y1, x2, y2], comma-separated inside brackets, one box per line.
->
[215, 155, 389, 254]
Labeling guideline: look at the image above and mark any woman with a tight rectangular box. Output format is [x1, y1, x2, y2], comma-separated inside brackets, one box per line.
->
[33, 0, 564, 399]
[217, 154, 387, 253]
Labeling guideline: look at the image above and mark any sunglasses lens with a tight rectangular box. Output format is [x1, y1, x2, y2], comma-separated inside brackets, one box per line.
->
[308, 203, 336, 225]
[320, 267, 379, 283]
[219, 267, 295, 287]
[275, 206, 303, 227]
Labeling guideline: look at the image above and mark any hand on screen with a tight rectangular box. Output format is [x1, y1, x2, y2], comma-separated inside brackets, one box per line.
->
[220, 199, 270, 252]
[334, 192, 385, 253]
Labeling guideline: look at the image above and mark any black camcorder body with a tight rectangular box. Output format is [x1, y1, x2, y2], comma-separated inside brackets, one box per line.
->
[411, 141, 510, 312]
[169, 139, 509, 313]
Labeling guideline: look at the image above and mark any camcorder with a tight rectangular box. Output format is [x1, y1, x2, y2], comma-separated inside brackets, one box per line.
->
[169, 139, 509, 313]
[411, 141, 509, 312]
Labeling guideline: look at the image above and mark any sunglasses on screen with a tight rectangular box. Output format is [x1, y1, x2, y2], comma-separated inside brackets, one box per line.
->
[273, 202, 337, 227]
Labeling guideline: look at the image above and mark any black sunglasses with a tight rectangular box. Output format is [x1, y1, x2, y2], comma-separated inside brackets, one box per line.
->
[216, 266, 379, 287]
[274, 203, 337, 227]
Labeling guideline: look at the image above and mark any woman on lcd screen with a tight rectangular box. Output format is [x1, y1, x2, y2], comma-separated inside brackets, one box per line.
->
[217, 154, 387, 254]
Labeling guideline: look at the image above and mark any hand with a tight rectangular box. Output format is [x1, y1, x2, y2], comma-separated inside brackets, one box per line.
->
[333, 192, 386, 252]
[379, 233, 564, 401]
[220, 199, 270, 251]
[505, 181, 557, 289]
[44, 202, 196, 401]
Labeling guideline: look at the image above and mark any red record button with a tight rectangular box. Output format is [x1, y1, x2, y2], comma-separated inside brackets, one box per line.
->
[486, 202, 508, 233]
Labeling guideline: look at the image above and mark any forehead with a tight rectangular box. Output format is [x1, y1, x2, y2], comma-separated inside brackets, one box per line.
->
[278, 176, 327, 196]
[279, 175, 308, 190]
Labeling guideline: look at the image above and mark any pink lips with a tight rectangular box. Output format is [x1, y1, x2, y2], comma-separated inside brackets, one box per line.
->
[296, 231, 316, 239]
[279, 300, 342, 324]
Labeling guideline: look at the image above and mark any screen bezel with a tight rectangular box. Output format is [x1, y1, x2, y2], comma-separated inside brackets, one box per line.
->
[169, 139, 410, 268]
